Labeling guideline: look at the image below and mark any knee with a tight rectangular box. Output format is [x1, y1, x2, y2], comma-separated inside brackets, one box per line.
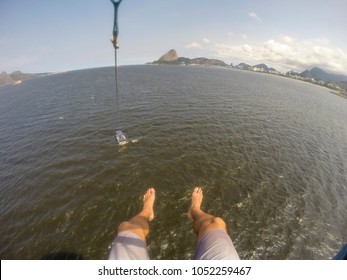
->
[199, 217, 226, 231]
[212, 217, 226, 228]
[117, 221, 133, 232]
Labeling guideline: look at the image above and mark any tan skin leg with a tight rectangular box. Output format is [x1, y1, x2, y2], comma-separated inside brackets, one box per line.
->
[117, 188, 155, 242]
[188, 187, 227, 241]
[116, 187, 224, 243]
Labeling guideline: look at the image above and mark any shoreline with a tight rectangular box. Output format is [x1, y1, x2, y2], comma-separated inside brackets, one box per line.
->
[148, 64, 347, 100]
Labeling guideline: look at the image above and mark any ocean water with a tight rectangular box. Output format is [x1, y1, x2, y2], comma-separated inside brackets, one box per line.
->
[0, 65, 346, 260]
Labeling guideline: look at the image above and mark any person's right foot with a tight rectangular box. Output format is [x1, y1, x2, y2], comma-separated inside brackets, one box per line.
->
[143, 188, 155, 221]
[188, 187, 203, 220]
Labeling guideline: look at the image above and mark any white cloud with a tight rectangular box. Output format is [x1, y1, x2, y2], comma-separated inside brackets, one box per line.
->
[279, 35, 294, 44]
[185, 42, 203, 49]
[203, 38, 210, 44]
[241, 34, 248, 40]
[212, 37, 347, 74]
[249, 12, 262, 22]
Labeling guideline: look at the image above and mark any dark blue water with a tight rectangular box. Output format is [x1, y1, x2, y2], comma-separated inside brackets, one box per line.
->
[0, 66, 346, 259]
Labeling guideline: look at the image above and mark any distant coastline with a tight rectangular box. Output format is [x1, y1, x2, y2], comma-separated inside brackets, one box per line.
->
[2, 57, 346, 100]
[0, 71, 58, 87]
[149, 49, 347, 98]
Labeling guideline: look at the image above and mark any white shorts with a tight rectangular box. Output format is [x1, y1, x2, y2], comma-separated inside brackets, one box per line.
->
[108, 231, 150, 260]
[194, 229, 240, 260]
[108, 229, 239, 260]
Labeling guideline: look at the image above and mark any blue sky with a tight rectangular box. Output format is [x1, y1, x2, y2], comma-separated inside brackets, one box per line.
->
[1, 0, 346, 74]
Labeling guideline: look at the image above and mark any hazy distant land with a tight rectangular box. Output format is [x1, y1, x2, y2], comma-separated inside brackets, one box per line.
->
[0, 71, 55, 86]
[2, 50, 346, 98]
[150, 49, 347, 96]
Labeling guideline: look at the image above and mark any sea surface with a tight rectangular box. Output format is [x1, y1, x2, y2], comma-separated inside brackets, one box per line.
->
[0, 65, 346, 260]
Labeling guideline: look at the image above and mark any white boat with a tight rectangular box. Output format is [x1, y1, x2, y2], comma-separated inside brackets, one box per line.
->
[115, 130, 127, 145]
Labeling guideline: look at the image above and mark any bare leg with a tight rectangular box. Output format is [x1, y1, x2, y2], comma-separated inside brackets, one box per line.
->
[117, 188, 155, 242]
[188, 187, 240, 260]
[188, 187, 227, 241]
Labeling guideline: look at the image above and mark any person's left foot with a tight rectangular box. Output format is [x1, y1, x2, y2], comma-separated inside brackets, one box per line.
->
[143, 188, 155, 221]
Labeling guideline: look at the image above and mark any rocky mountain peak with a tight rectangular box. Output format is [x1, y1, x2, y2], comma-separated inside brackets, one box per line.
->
[158, 49, 178, 62]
